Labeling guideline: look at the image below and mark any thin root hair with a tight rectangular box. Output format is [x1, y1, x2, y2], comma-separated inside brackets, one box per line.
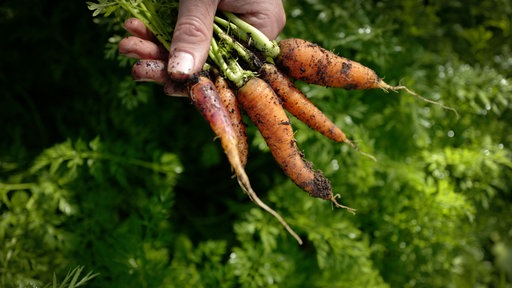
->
[236, 174, 303, 245]
[384, 84, 460, 119]
[330, 194, 357, 215]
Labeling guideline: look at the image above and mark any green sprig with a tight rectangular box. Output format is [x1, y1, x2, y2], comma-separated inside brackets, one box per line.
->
[87, 0, 177, 50]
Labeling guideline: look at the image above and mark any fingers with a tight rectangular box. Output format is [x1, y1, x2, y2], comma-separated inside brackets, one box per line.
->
[120, 18, 168, 60]
[119, 36, 168, 60]
[121, 1, 287, 97]
[122, 18, 156, 41]
[132, 60, 187, 97]
[132, 60, 167, 83]
[241, 7, 286, 40]
[167, 0, 220, 80]
[121, 20, 187, 97]
[219, 0, 286, 40]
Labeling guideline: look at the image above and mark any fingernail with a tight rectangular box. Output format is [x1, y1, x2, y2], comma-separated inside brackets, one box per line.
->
[168, 51, 194, 79]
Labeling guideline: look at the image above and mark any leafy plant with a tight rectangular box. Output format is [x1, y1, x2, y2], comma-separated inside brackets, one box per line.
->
[1, 0, 511, 287]
[45, 266, 98, 288]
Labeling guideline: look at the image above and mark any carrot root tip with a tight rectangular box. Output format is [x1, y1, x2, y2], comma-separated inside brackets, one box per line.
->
[359, 151, 378, 162]
[330, 194, 357, 215]
[344, 138, 359, 151]
[344, 138, 377, 162]
[235, 171, 303, 245]
[381, 83, 460, 119]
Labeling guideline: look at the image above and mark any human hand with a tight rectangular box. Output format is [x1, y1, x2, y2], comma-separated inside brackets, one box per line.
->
[118, 0, 286, 96]
[120, 18, 188, 96]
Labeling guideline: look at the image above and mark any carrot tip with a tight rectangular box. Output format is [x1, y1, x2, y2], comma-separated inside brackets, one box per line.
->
[233, 165, 303, 245]
[344, 138, 377, 162]
[359, 151, 378, 162]
[330, 194, 357, 215]
[343, 137, 359, 151]
[382, 83, 460, 119]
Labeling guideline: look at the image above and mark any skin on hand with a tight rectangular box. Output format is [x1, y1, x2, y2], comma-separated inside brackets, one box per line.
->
[118, 0, 285, 96]
[120, 18, 188, 96]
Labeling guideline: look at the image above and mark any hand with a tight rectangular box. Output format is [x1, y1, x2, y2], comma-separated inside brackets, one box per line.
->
[120, 18, 188, 96]
[118, 0, 286, 96]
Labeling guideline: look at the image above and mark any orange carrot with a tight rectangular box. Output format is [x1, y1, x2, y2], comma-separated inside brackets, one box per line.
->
[259, 63, 376, 161]
[260, 63, 353, 143]
[214, 74, 248, 167]
[188, 75, 303, 244]
[237, 77, 355, 212]
[276, 38, 382, 90]
[276, 38, 458, 116]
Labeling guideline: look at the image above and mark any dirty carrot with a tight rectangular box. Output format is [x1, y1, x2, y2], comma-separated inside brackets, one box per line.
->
[214, 73, 249, 167]
[276, 38, 458, 116]
[259, 64, 351, 141]
[259, 63, 376, 161]
[188, 75, 303, 244]
[237, 77, 355, 213]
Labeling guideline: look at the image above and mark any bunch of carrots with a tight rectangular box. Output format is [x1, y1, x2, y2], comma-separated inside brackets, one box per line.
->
[88, 2, 456, 244]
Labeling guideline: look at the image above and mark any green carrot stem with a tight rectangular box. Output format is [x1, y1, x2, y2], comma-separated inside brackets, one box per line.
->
[209, 38, 254, 87]
[215, 13, 279, 58]
[213, 23, 262, 70]
[116, 0, 171, 50]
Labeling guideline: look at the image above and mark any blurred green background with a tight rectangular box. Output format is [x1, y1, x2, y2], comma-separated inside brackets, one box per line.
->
[1, 0, 511, 287]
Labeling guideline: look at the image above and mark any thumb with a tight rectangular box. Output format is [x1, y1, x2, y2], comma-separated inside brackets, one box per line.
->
[168, 0, 220, 81]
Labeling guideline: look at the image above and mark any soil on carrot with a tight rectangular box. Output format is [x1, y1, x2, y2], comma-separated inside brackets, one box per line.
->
[276, 38, 382, 90]
[296, 151, 333, 200]
[308, 170, 333, 200]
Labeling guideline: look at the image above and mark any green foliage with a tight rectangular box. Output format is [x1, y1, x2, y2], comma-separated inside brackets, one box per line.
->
[87, 0, 179, 49]
[1, 0, 511, 287]
[45, 266, 99, 288]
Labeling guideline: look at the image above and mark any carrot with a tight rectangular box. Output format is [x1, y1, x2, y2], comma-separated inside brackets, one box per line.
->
[259, 63, 376, 161]
[214, 73, 248, 167]
[276, 38, 458, 116]
[259, 63, 348, 142]
[188, 75, 303, 244]
[237, 77, 355, 212]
